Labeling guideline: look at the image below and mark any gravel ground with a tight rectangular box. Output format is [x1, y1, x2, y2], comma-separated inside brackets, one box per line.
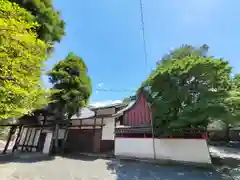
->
[0, 154, 231, 180]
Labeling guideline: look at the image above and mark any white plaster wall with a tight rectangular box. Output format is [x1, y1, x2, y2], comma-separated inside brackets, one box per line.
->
[69, 126, 101, 130]
[81, 119, 94, 125]
[154, 139, 212, 164]
[17, 128, 40, 151]
[17, 128, 55, 153]
[18, 128, 27, 146]
[18, 128, 28, 150]
[102, 118, 115, 140]
[115, 138, 211, 164]
[43, 132, 53, 154]
[32, 129, 41, 152]
[33, 130, 40, 146]
[115, 138, 154, 159]
[27, 128, 35, 145]
[27, 128, 39, 152]
[71, 118, 103, 126]
[21, 128, 34, 151]
[82, 118, 102, 125]
[96, 107, 115, 115]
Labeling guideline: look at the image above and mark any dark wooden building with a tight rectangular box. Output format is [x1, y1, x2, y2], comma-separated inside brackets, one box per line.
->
[66, 103, 126, 154]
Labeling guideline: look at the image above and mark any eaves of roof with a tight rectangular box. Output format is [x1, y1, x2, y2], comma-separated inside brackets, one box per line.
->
[112, 100, 136, 118]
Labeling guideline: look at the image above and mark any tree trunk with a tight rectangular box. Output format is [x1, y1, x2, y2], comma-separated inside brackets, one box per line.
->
[54, 123, 59, 154]
[60, 127, 69, 154]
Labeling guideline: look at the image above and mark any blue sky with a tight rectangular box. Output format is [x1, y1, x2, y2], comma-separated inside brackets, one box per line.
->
[43, 0, 240, 106]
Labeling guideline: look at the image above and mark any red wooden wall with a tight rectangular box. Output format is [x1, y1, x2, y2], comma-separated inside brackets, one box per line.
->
[123, 93, 152, 126]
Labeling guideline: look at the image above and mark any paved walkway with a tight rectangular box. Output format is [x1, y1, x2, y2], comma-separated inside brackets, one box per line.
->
[0, 155, 229, 180]
[0, 145, 239, 179]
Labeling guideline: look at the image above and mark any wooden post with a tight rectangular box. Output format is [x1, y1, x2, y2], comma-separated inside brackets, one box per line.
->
[37, 114, 45, 151]
[92, 118, 96, 152]
[2, 126, 15, 154]
[100, 118, 103, 152]
[43, 114, 46, 125]
[114, 117, 117, 154]
[93, 118, 96, 136]
[101, 118, 104, 132]
[12, 125, 23, 153]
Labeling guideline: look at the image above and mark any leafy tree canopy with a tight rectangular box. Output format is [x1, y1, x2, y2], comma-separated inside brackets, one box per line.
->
[157, 44, 209, 65]
[48, 52, 92, 119]
[9, 0, 65, 46]
[0, 0, 51, 120]
[141, 45, 233, 135]
[220, 74, 240, 127]
[231, 74, 240, 89]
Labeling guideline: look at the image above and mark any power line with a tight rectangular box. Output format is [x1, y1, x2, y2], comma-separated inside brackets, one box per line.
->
[47, 1, 149, 94]
[95, 1, 149, 94]
[90, 1, 149, 94]
[95, 88, 135, 92]
[139, 0, 148, 71]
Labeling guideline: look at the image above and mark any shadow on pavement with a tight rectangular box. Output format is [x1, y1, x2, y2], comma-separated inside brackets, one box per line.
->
[212, 156, 240, 180]
[0, 153, 55, 164]
[0, 152, 109, 164]
[59, 154, 100, 161]
[107, 159, 230, 180]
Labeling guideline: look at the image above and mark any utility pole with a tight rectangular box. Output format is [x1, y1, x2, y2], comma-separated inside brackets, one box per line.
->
[139, 0, 156, 160]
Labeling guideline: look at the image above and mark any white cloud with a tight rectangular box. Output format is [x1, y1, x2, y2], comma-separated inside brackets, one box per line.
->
[90, 100, 122, 108]
[95, 90, 99, 94]
[97, 83, 104, 87]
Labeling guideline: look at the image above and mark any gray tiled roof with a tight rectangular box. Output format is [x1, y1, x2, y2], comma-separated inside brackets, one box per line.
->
[71, 107, 95, 119]
[113, 100, 136, 117]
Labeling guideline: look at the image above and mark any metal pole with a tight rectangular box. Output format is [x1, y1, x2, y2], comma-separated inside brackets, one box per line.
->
[139, 0, 155, 160]
[150, 114, 156, 160]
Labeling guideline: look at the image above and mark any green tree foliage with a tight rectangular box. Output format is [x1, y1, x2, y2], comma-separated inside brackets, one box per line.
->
[220, 75, 240, 126]
[217, 82, 240, 141]
[141, 45, 233, 136]
[0, 0, 50, 120]
[48, 52, 92, 119]
[157, 44, 209, 65]
[48, 52, 92, 153]
[9, 0, 65, 45]
[232, 74, 240, 89]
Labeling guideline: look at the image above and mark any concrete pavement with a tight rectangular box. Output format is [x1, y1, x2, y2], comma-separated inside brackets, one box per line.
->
[0, 155, 230, 180]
